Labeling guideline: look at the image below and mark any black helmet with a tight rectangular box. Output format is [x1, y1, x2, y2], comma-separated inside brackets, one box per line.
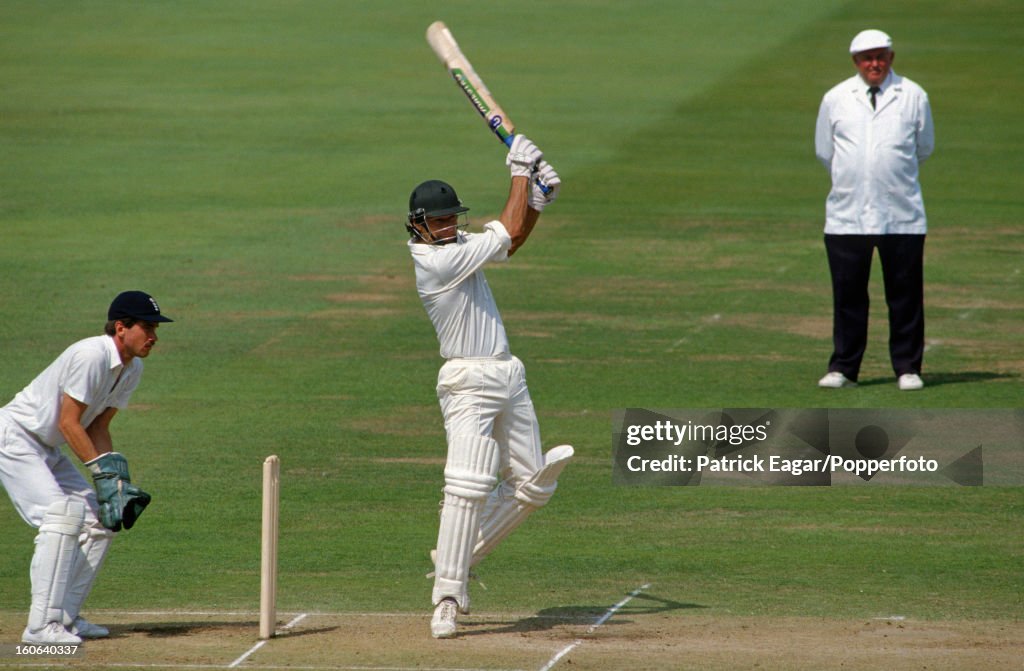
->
[408, 180, 469, 225]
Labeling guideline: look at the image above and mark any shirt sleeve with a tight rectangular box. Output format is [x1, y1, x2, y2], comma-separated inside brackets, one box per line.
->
[418, 222, 512, 296]
[916, 93, 935, 163]
[814, 94, 835, 170]
[60, 347, 109, 407]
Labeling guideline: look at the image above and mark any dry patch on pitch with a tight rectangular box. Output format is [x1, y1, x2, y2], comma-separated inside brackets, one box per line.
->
[2, 610, 1021, 671]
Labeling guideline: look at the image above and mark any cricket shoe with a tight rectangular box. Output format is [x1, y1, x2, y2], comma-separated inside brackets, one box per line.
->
[898, 373, 924, 391]
[818, 372, 856, 388]
[431, 598, 459, 639]
[22, 622, 82, 644]
[71, 616, 110, 638]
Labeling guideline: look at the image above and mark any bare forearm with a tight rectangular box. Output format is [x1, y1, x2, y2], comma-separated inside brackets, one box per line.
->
[501, 176, 535, 255]
[60, 420, 106, 463]
[59, 394, 115, 463]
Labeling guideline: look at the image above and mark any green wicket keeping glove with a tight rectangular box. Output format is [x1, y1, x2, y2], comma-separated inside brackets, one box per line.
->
[85, 452, 152, 532]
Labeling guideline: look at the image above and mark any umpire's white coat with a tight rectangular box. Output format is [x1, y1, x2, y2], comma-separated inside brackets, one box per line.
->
[815, 70, 934, 235]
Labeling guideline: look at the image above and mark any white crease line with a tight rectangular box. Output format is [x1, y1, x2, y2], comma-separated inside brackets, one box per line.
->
[228, 613, 308, 668]
[90, 665, 517, 671]
[537, 583, 650, 671]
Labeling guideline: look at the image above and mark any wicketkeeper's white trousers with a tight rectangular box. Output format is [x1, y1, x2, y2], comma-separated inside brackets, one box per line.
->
[0, 412, 113, 628]
[0, 414, 98, 527]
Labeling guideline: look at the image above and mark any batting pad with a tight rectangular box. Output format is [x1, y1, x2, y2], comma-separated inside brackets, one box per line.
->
[434, 434, 500, 612]
[472, 444, 574, 566]
[29, 499, 85, 630]
[63, 522, 114, 626]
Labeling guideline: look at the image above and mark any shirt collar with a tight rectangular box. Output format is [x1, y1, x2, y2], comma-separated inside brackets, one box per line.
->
[858, 71, 896, 95]
[103, 334, 125, 371]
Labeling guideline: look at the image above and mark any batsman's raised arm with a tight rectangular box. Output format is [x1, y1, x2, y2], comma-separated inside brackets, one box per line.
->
[501, 135, 561, 256]
[499, 176, 533, 256]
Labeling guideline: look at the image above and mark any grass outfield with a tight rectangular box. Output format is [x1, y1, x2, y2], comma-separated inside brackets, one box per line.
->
[0, 0, 1021, 666]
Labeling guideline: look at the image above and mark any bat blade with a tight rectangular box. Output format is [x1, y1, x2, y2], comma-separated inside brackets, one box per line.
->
[426, 21, 516, 146]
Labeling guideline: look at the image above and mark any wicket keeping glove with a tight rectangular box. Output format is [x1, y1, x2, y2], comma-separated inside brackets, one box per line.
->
[506, 135, 543, 178]
[85, 452, 152, 532]
[528, 160, 561, 212]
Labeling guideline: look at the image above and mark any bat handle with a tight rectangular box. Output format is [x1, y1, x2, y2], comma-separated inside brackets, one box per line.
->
[502, 133, 515, 147]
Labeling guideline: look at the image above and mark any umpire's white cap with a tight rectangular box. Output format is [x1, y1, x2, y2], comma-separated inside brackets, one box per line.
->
[850, 29, 892, 54]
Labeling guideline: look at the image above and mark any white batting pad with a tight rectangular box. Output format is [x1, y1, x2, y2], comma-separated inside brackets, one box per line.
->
[29, 500, 85, 630]
[63, 521, 114, 626]
[472, 445, 574, 565]
[433, 434, 500, 612]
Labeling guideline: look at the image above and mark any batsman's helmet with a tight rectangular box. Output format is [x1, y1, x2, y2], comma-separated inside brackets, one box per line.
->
[407, 180, 469, 236]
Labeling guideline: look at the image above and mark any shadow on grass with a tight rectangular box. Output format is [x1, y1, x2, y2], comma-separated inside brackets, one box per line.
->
[108, 621, 338, 639]
[461, 591, 705, 636]
[108, 621, 255, 638]
[855, 370, 1017, 388]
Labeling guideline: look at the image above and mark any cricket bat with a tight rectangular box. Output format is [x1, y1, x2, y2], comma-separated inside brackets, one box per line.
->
[426, 21, 517, 147]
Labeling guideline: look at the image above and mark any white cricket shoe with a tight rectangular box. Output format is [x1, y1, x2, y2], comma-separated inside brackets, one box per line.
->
[898, 373, 924, 391]
[71, 616, 110, 638]
[818, 372, 856, 388]
[431, 598, 458, 639]
[22, 622, 82, 644]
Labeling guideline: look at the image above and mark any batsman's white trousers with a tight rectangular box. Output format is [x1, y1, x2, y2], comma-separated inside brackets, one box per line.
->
[433, 354, 543, 607]
[437, 354, 544, 497]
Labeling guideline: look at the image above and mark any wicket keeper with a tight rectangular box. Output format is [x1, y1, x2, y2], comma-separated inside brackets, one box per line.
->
[0, 291, 170, 643]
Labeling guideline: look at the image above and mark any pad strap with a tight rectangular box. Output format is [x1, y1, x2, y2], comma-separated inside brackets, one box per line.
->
[443, 434, 500, 500]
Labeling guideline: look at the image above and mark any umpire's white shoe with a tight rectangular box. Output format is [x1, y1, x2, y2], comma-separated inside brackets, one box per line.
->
[431, 598, 458, 639]
[818, 371, 856, 388]
[71, 616, 110, 639]
[898, 373, 924, 391]
[22, 622, 82, 644]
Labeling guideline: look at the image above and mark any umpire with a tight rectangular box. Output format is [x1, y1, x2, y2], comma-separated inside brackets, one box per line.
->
[0, 291, 170, 643]
[815, 29, 934, 391]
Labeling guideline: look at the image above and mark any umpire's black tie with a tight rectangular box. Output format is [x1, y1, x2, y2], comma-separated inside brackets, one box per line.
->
[868, 86, 880, 110]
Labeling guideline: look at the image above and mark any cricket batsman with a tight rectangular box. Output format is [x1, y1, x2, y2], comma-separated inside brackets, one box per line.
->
[406, 136, 574, 638]
[0, 291, 170, 643]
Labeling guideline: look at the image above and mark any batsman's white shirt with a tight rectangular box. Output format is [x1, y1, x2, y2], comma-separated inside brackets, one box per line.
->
[408, 221, 511, 359]
[815, 71, 934, 235]
[2, 335, 142, 448]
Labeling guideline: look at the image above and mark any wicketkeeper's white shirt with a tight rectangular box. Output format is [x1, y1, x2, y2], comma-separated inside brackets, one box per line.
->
[815, 71, 934, 235]
[409, 220, 512, 359]
[1, 335, 142, 448]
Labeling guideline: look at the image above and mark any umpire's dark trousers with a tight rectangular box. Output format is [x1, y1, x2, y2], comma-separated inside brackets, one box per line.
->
[824, 234, 925, 381]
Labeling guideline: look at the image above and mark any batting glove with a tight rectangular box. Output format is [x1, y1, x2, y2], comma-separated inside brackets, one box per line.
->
[506, 135, 543, 178]
[528, 160, 561, 212]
